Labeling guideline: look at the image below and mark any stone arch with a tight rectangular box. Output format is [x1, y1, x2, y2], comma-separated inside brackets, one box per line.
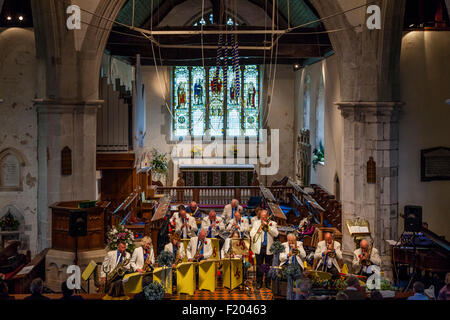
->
[0, 147, 27, 191]
[0, 204, 27, 249]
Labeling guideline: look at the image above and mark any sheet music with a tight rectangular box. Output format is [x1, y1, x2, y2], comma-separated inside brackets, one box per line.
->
[16, 265, 34, 276]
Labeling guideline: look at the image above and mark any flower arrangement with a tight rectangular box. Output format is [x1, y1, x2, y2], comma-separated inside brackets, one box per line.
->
[106, 225, 135, 253]
[282, 264, 303, 280]
[144, 281, 165, 300]
[156, 250, 174, 267]
[312, 141, 325, 170]
[190, 146, 202, 157]
[150, 149, 168, 174]
[0, 210, 20, 231]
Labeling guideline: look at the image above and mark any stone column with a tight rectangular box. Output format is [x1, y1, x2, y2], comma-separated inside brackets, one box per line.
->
[336, 102, 402, 277]
[36, 99, 101, 250]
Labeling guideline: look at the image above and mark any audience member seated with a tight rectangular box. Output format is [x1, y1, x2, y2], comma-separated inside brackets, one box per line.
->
[60, 281, 84, 301]
[336, 291, 349, 300]
[407, 281, 429, 300]
[343, 275, 365, 300]
[24, 278, 50, 301]
[132, 276, 153, 301]
[296, 279, 312, 300]
[102, 280, 130, 300]
[370, 290, 383, 300]
[438, 272, 450, 300]
[0, 280, 14, 300]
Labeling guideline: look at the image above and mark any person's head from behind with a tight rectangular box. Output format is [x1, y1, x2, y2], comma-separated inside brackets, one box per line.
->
[61, 281, 74, 298]
[142, 276, 153, 289]
[298, 279, 312, 294]
[413, 281, 425, 294]
[370, 290, 383, 300]
[0, 280, 8, 296]
[346, 276, 359, 289]
[109, 280, 125, 297]
[30, 278, 44, 295]
[336, 292, 348, 300]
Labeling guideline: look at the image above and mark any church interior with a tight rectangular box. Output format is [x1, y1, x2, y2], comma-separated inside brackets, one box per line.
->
[0, 0, 449, 302]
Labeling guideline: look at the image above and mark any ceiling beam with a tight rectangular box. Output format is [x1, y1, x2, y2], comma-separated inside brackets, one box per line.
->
[141, 0, 186, 29]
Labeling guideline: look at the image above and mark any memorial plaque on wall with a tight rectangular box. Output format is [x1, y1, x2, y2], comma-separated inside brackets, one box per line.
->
[0, 153, 22, 191]
[421, 147, 450, 181]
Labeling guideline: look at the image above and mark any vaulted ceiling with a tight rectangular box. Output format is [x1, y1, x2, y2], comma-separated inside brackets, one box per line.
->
[106, 0, 331, 66]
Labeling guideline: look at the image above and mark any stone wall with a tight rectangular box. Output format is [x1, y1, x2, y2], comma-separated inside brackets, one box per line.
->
[0, 28, 39, 254]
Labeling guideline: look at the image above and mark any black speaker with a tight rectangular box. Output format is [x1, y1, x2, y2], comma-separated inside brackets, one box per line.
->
[404, 205, 422, 232]
[69, 211, 87, 237]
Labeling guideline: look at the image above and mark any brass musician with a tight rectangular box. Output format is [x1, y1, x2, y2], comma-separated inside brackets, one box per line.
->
[100, 241, 131, 289]
[352, 239, 381, 276]
[280, 233, 306, 269]
[187, 229, 212, 262]
[313, 232, 342, 275]
[164, 233, 186, 269]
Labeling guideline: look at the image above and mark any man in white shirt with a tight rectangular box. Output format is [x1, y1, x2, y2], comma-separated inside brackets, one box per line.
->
[222, 199, 243, 225]
[100, 241, 131, 282]
[280, 233, 306, 269]
[201, 210, 225, 239]
[250, 210, 278, 289]
[352, 239, 381, 277]
[175, 206, 198, 239]
[130, 236, 155, 273]
[187, 229, 212, 262]
[226, 211, 249, 239]
[314, 232, 342, 275]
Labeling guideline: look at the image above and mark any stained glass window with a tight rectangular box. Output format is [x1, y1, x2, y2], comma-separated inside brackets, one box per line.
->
[191, 66, 206, 136]
[227, 66, 242, 136]
[173, 66, 189, 136]
[172, 65, 260, 138]
[209, 66, 224, 136]
[243, 65, 259, 137]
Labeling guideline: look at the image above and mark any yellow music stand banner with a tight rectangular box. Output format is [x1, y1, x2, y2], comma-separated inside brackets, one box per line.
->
[122, 271, 151, 294]
[209, 238, 220, 261]
[153, 266, 172, 294]
[222, 258, 243, 290]
[176, 262, 196, 296]
[198, 259, 216, 292]
[180, 239, 190, 262]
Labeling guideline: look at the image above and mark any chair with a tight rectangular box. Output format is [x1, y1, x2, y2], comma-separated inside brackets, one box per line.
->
[245, 196, 262, 216]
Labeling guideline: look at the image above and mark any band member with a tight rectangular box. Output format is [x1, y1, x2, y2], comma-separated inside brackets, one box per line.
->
[314, 232, 342, 275]
[222, 199, 243, 224]
[352, 239, 381, 276]
[250, 210, 278, 289]
[185, 201, 203, 219]
[250, 207, 262, 227]
[130, 236, 155, 273]
[187, 229, 212, 262]
[226, 211, 249, 239]
[100, 241, 131, 282]
[175, 206, 198, 239]
[280, 233, 306, 268]
[298, 215, 314, 239]
[221, 231, 243, 259]
[164, 233, 185, 268]
[201, 210, 225, 238]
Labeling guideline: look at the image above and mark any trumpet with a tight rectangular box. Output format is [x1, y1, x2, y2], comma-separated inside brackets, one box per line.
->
[253, 217, 272, 243]
[292, 248, 300, 256]
[326, 241, 336, 258]
[360, 247, 372, 267]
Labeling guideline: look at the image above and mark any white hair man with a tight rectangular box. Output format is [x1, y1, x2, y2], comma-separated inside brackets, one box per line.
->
[100, 241, 131, 282]
[280, 233, 306, 268]
[250, 210, 278, 289]
[201, 210, 225, 238]
[130, 236, 155, 273]
[314, 232, 342, 275]
[187, 229, 212, 262]
[175, 205, 198, 239]
[226, 210, 249, 239]
[352, 239, 381, 276]
[222, 199, 243, 225]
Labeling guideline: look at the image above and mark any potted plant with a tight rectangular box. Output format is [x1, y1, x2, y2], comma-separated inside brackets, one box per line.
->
[150, 148, 168, 183]
[0, 210, 20, 231]
[312, 141, 325, 170]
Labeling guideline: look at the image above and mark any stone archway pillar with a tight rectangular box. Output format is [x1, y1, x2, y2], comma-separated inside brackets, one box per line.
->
[336, 101, 402, 277]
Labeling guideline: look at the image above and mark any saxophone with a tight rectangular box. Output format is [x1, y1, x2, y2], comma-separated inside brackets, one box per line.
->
[143, 250, 154, 273]
[192, 240, 205, 262]
[174, 244, 182, 265]
[107, 256, 130, 285]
